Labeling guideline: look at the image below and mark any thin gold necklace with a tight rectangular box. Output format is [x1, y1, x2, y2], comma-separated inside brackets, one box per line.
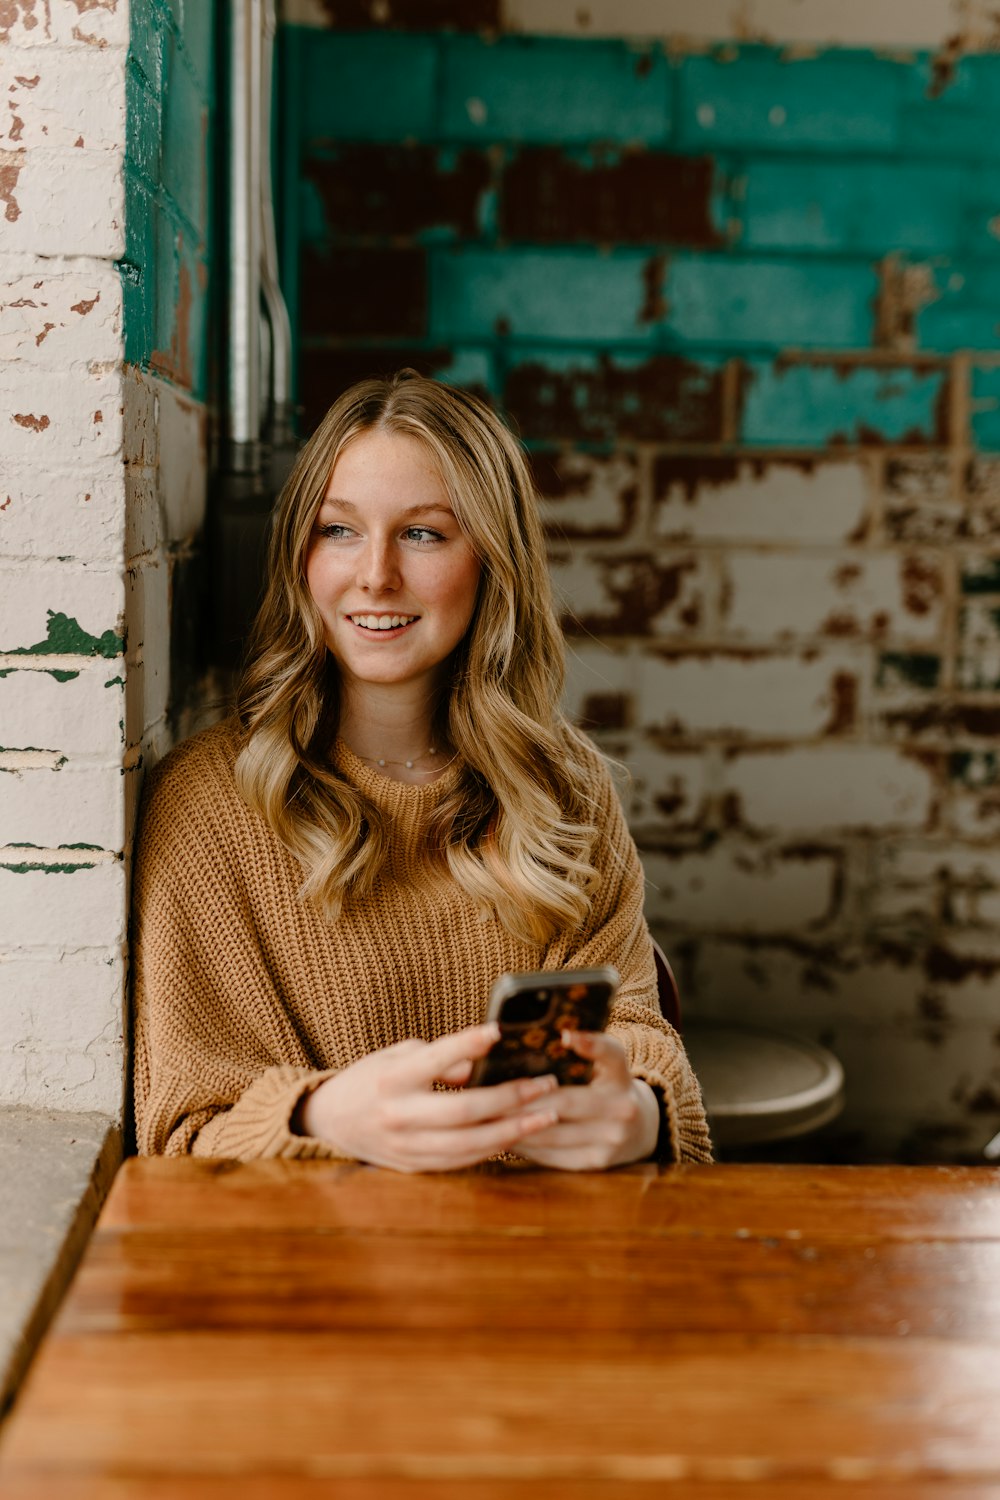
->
[352, 744, 458, 773]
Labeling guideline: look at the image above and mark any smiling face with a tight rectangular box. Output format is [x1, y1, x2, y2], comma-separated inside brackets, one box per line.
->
[304, 427, 482, 704]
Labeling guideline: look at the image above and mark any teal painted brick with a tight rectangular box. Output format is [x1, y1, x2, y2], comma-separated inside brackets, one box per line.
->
[430, 250, 874, 349]
[121, 169, 155, 369]
[161, 32, 208, 238]
[668, 256, 876, 349]
[741, 362, 946, 446]
[430, 249, 656, 343]
[126, 58, 162, 189]
[129, 0, 164, 91]
[293, 30, 437, 143]
[900, 56, 1000, 162]
[971, 368, 1000, 451]
[918, 265, 1000, 352]
[439, 36, 671, 144]
[678, 49, 904, 154]
[742, 161, 1000, 257]
[178, 0, 214, 93]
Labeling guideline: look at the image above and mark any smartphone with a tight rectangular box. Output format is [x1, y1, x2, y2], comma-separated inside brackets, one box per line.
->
[467, 966, 619, 1088]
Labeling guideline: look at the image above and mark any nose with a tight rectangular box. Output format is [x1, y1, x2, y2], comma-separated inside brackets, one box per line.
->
[357, 535, 401, 594]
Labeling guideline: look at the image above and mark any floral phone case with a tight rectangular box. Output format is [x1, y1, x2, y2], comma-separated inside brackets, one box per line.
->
[468, 966, 619, 1088]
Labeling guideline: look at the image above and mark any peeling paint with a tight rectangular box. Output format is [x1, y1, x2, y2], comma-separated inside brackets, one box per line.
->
[12, 413, 49, 432]
[70, 293, 101, 316]
[6, 610, 123, 659]
[0, 146, 25, 222]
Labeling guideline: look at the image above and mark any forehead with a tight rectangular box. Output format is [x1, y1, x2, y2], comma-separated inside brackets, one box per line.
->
[322, 429, 449, 506]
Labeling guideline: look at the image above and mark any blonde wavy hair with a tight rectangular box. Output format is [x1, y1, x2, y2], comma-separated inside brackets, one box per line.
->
[234, 370, 601, 946]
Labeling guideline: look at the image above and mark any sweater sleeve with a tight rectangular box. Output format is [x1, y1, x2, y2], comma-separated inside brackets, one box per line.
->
[131, 738, 345, 1161]
[543, 747, 713, 1165]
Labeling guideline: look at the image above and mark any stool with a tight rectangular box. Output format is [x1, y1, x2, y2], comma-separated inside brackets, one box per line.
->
[652, 943, 845, 1150]
[680, 1023, 845, 1148]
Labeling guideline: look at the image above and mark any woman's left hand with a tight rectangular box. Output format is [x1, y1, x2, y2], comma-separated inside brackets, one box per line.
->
[514, 1030, 661, 1171]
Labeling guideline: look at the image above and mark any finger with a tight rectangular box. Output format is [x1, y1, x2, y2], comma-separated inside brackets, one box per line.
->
[404, 1106, 560, 1169]
[438, 1058, 474, 1086]
[389, 1022, 500, 1091]
[562, 1029, 632, 1085]
[401, 1073, 559, 1131]
[512, 1118, 624, 1151]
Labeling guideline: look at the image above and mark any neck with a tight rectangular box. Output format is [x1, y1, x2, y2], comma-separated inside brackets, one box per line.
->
[337, 680, 449, 783]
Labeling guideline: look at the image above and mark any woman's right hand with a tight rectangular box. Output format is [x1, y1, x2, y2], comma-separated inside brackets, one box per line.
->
[294, 1022, 560, 1172]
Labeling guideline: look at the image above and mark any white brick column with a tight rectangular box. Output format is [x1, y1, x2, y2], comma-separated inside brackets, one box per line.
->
[1, 2, 129, 1115]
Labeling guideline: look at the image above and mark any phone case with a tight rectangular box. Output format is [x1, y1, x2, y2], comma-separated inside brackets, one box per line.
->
[468, 966, 619, 1088]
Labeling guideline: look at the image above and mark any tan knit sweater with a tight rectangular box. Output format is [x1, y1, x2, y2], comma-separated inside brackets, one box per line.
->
[132, 719, 711, 1164]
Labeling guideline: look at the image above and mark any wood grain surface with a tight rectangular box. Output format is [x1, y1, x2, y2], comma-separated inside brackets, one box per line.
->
[2, 1160, 999, 1497]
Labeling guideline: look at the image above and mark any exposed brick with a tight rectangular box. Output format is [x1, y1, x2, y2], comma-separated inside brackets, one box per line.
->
[550, 551, 707, 636]
[500, 148, 722, 246]
[313, 0, 499, 26]
[644, 843, 839, 933]
[299, 246, 427, 339]
[619, 742, 709, 829]
[637, 649, 860, 740]
[957, 600, 1000, 690]
[884, 455, 966, 542]
[653, 456, 871, 545]
[296, 346, 494, 437]
[721, 552, 943, 645]
[563, 640, 635, 731]
[504, 352, 727, 443]
[304, 145, 491, 241]
[723, 746, 937, 834]
[532, 449, 639, 540]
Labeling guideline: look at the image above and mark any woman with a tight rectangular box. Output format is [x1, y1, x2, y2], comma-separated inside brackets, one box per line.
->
[133, 372, 711, 1169]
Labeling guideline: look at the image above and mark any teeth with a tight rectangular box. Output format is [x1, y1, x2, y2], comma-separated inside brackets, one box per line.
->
[352, 614, 415, 630]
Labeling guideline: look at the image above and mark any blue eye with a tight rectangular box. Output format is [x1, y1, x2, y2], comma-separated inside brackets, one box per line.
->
[406, 526, 444, 544]
[316, 522, 352, 540]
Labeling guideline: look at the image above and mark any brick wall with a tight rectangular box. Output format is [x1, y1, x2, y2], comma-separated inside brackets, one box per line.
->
[280, 1, 1000, 1159]
[0, 0, 214, 1117]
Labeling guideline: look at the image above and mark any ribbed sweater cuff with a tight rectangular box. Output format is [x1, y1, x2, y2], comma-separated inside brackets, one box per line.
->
[618, 1025, 714, 1165]
[191, 1066, 349, 1161]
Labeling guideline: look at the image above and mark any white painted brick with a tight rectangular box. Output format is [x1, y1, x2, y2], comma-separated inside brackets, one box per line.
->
[0, 762, 123, 849]
[0, 954, 124, 1112]
[0, 858, 124, 948]
[0, 146, 123, 258]
[0, 1, 128, 50]
[0, 44, 125, 151]
[725, 746, 935, 833]
[877, 843, 1000, 888]
[644, 844, 836, 932]
[654, 460, 870, 547]
[562, 641, 635, 730]
[0, 366, 123, 464]
[550, 551, 708, 637]
[619, 742, 710, 827]
[951, 789, 1000, 842]
[688, 940, 916, 1029]
[0, 662, 124, 756]
[638, 649, 860, 740]
[157, 376, 208, 544]
[0, 563, 123, 653]
[0, 263, 121, 369]
[499, 0, 998, 47]
[721, 552, 943, 645]
[0, 461, 122, 563]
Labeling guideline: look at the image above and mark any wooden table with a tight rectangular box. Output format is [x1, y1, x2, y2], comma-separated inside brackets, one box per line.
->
[2, 1159, 1000, 1498]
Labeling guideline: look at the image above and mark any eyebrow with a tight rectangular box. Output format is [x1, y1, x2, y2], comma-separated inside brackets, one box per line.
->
[319, 497, 455, 519]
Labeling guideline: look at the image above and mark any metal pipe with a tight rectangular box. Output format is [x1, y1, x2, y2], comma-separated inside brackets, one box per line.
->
[226, 0, 262, 472]
[260, 0, 294, 435]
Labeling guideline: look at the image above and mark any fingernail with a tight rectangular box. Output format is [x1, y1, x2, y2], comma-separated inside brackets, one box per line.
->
[484, 1021, 500, 1041]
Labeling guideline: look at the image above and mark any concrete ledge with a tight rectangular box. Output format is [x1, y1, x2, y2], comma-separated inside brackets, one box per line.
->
[0, 1108, 121, 1420]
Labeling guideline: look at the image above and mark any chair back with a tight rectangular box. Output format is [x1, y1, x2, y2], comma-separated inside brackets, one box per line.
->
[651, 939, 682, 1032]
